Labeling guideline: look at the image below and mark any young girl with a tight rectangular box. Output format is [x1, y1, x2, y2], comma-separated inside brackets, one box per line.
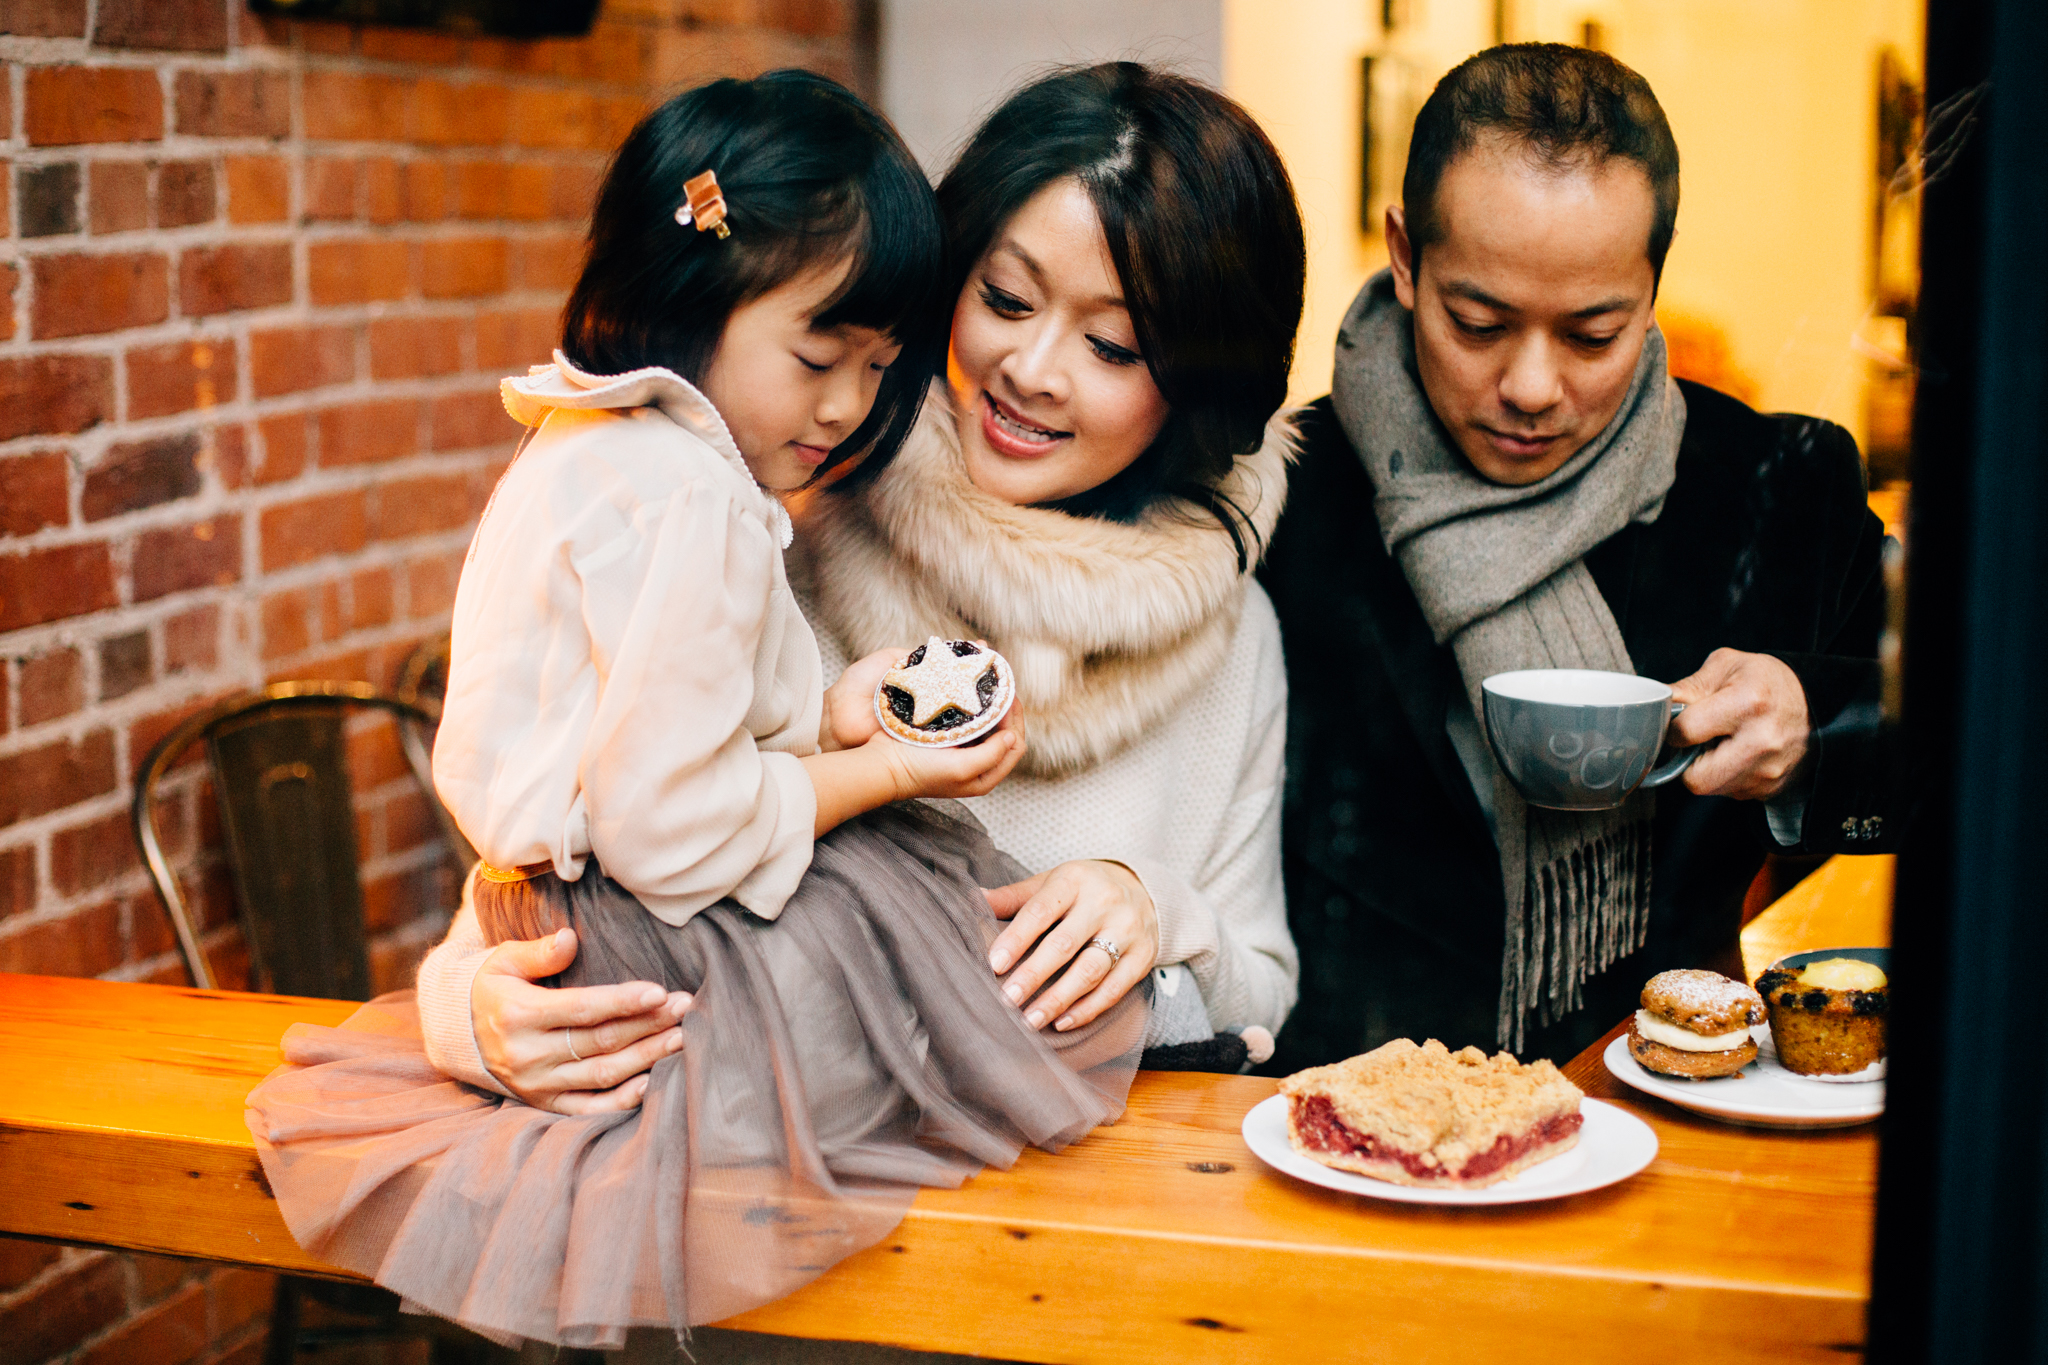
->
[245, 71, 1146, 1350]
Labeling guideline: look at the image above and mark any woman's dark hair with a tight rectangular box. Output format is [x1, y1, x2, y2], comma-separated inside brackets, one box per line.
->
[936, 62, 1307, 562]
[1403, 44, 1680, 283]
[562, 70, 947, 487]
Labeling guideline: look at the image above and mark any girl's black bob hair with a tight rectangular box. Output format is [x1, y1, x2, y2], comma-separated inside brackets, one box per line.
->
[562, 70, 947, 488]
[935, 63, 1307, 565]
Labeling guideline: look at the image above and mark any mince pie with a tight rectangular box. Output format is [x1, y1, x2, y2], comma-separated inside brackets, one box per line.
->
[874, 636, 1016, 749]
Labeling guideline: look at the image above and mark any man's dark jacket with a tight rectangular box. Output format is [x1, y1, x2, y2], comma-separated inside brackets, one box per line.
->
[1258, 380, 1903, 1069]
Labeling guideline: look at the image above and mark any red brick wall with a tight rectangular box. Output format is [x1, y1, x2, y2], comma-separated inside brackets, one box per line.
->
[0, 3, 871, 1362]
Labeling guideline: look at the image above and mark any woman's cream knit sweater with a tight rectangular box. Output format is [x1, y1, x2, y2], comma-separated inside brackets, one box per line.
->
[413, 389, 1299, 1091]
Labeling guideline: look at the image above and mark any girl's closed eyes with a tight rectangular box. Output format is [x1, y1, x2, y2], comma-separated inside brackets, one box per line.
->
[700, 260, 903, 488]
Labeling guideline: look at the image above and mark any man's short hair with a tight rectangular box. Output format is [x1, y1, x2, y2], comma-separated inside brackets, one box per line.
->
[1402, 43, 1681, 280]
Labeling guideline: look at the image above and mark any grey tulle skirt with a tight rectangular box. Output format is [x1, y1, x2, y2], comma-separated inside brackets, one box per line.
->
[244, 802, 1147, 1350]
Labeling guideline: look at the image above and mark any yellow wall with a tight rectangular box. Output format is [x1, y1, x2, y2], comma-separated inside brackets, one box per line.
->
[1220, 0, 1385, 402]
[1224, 0, 1924, 449]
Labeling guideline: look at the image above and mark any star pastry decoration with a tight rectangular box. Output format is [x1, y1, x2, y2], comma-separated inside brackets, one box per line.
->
[874, 637, 1016, 748]
[884, 637, 994, 726]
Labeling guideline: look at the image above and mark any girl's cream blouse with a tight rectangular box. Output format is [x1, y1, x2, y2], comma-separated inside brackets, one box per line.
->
[432, 357, 821, 927]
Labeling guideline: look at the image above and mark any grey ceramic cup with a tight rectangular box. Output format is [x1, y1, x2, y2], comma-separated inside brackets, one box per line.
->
[1481, 669, 1700, 812]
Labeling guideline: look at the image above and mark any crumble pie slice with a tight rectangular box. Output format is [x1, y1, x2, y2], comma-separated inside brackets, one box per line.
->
[1278, 1038, 1584, 1189]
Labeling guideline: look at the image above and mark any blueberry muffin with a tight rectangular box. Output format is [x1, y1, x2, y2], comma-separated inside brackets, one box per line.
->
[1754, 957, 1888, 1077]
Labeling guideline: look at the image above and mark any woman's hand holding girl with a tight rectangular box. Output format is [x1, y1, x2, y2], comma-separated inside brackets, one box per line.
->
[471, 928, 691, 1114]
[984, 861, 1161, 1032]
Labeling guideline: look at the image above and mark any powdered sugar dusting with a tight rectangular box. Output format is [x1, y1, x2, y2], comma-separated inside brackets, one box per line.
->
[1641, 969, 1765, 1032]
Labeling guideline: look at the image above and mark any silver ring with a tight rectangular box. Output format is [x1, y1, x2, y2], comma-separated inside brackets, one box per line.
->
[1087, 937, 1122, 968]
[565, 1031, 583, 1063]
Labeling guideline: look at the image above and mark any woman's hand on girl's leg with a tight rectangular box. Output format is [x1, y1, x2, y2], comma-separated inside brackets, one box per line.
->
[984, 860, 1160, 1032]
[470, 928, 691, 1114]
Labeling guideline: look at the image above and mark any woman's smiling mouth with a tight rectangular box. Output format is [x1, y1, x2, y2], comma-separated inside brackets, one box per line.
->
[981, 392, 1071, 458]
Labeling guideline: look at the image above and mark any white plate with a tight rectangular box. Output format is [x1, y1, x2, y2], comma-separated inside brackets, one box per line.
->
[1240, 1094, 1657, 1206]
[1601, 1030, 1884, 1129]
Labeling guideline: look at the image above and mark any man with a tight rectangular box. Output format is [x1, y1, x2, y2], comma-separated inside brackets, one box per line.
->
[1261, 44, 1902, 1067]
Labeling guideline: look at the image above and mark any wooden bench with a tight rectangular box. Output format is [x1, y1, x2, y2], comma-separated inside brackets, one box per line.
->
[0, 855, 1890, 1363]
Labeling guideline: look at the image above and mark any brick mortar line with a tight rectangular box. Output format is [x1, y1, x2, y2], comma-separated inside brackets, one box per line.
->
[1, 34, 697, 96]
[95, 370, 521, 438]
[0, 528, 478, 683]
[2, 730, 460, 926]
[0, 137, 608, 162]
[0, 287, 577, 363]
[0, 595, 466, 746]
[82, 900, 457, 986]
[48, 1262, 215, 1365]
[0, 593, 470, 716]
[0, 49, 298, 78]
[3, 782, 136, 848]
[360, 841, 456, 882]
[0, 225, 585, 260]
[15, 813, 455, 935]
[0, 386, 528, 452]
[1, 281, 570, 332]
[0, 152, 609, 183]
[236, 525, 478, 588]
[250, 607, 469, 665]
[1, 590, 237, 682]
[0, 1243, 106, 1313]
[0, 444, 507, 553]
[0, 511, 477, 623]
[4, 721, 448, 883]
[5, 249, 580, 345]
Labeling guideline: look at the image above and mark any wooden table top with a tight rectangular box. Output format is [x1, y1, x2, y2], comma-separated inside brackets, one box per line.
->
[1741, 853, 1894, 981]
[0, 855, 1894, 1364]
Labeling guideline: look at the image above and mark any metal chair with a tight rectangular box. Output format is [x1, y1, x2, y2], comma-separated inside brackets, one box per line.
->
[132, 679, 501, 1363]
[133, 680, 448, 994]
[396, 633, 477, 874]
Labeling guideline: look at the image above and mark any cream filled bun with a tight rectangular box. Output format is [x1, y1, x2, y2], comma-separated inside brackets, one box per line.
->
[1627, 969, 1765, 1079]
[1632, 1010, 1751, 1052]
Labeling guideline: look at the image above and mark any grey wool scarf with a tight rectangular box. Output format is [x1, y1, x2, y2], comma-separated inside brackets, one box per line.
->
[1331, 270, 1687, 1051]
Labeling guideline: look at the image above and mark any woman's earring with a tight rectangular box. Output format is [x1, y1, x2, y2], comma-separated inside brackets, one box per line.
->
[674, 169, 730, 239]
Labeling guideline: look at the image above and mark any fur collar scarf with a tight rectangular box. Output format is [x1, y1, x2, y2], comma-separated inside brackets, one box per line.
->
[790, 386, 1295, 777]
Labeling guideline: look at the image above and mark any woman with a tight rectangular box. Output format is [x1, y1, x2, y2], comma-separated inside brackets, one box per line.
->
[414, 61, 1308, 1111]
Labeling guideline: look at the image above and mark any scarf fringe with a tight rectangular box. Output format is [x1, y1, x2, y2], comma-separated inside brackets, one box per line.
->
[1498, 815, 1654, 1052]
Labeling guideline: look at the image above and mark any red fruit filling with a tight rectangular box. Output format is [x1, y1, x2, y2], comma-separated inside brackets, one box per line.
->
[1290, 1094, 1583, 1181]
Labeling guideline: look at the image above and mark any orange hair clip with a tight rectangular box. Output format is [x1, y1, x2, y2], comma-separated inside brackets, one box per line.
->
[674, 170, 730, 239]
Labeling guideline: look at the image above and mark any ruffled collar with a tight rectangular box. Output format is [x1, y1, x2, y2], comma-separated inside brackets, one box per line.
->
[501, 352, 791, 548]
